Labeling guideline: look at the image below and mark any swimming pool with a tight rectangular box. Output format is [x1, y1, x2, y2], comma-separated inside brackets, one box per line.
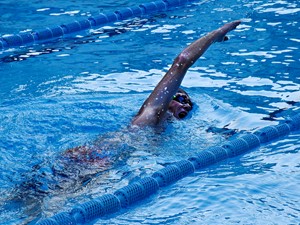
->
[0, 0, 299, 224]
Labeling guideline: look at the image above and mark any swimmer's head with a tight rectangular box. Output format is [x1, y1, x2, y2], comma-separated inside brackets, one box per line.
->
[168, 88, 193, 119]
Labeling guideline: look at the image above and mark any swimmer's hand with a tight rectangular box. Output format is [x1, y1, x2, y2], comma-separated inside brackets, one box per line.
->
[214, 20, 241, 42]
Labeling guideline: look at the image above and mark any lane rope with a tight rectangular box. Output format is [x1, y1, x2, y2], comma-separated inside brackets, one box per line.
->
[0, 0, 198, 50]
[36, 112, 300, 224]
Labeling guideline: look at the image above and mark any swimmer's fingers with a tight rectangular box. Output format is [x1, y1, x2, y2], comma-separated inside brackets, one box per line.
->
[221, 20, 242, 32]
[215, 20, 241, 42]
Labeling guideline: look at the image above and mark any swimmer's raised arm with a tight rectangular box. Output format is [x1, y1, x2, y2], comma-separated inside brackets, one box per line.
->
[132, 20, 241, 127]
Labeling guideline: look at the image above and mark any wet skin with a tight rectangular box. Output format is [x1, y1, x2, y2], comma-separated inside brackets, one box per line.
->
[131, 20, 241, 127]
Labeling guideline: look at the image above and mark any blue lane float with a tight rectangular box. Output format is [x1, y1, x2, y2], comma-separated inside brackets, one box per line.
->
[36, 112, 300, 225]
[0, 0, 198, 50]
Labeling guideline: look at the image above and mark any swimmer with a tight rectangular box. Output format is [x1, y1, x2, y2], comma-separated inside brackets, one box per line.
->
[6, 20, 241, 223]
[62, 20, 241, 164]
[63, 20, 241, 164]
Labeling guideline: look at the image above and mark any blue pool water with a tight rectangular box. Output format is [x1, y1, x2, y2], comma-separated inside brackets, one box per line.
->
[0, 0, 300, 224]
